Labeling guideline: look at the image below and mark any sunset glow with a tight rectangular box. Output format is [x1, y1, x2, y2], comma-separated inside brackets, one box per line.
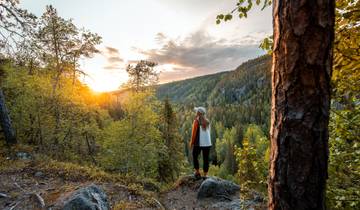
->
[21, 0, 272, 92]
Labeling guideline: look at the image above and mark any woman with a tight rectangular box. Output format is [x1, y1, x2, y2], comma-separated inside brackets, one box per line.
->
[189, 106, 212, 179]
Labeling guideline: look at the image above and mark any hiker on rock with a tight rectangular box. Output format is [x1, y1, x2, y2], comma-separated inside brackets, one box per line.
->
[189, 106, 212, 179]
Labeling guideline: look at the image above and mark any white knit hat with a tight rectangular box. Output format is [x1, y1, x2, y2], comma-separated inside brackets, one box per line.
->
[194, 107, 206, 115]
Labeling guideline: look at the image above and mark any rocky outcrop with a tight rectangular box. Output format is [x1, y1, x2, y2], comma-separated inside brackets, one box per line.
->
[58, 184, 109, 210]
[211, 199, 241, 210]
[197, 177, 240, 200]
[161, 175, 245, 210]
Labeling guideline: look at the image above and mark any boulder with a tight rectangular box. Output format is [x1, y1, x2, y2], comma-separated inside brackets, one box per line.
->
[197, 177, 240, 200]
[16, 152, 32, 160]
[61, 184, 109, 210]
[34, 171, 44, 178]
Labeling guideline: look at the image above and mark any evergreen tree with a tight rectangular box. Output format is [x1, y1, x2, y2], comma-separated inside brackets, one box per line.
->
[125, 60, 158, 92]
[36, 5, 101, 93]
[158, 97, 184, 182]
[99, 91, 162, 178]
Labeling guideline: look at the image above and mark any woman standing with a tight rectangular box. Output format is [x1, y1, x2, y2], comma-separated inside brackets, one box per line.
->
[189, 107, 212, 179]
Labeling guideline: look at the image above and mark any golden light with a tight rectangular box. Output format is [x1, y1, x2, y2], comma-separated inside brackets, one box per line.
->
[84, 70, 128, 93]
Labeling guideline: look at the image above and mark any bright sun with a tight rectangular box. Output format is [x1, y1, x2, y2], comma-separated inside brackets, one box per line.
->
[84, 71, 129, 93]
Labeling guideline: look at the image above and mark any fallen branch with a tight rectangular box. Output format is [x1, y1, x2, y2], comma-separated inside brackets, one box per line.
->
[0, 192, 9, 198]
[9, 200, 22, 210]
[33, 193, 45, 208]
[14, 182, 25, 192]
[152, 198, 165, 210]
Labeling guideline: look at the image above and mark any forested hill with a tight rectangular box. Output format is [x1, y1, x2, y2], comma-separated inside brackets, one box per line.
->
[156, 55, 273, 181]
[156, 55, 272, 107]
[155, 71, 228, 105]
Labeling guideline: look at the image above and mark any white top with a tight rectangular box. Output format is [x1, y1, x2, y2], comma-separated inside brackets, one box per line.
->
[199, 125, 212, 147]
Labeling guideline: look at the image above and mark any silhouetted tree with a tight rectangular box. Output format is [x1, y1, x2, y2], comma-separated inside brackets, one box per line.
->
[125, 60, 158, 92]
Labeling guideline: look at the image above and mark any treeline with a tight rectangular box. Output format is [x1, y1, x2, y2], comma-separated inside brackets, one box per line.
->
[0, 2, 184, 183]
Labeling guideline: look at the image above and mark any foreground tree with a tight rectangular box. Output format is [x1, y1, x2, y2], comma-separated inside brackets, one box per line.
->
[0, 0, 36, 54]
[33, 5, 101, 147]
[218, 0, 335, 208]
[36, 5, 101, 93]
[0, 66, 16, 144]
[268, 1, 335, 209]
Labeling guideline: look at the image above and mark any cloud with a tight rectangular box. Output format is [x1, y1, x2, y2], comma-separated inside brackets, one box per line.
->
[155, 32, 168, 45]
[102, 46, 124, 70]
[105, 46, 120, 54]
[137, 30, 265, 81]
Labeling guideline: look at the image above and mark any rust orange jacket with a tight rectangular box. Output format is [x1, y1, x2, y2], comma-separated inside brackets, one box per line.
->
[189, 119, 199, 147]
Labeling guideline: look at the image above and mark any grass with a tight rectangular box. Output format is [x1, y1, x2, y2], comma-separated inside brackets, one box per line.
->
[0, 144, 161, 207]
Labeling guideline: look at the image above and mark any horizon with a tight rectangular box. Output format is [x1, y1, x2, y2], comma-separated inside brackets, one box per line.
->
[20, 0, 272, 92]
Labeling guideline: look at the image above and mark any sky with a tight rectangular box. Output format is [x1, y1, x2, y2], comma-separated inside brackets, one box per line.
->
[20, 0, 272, 92]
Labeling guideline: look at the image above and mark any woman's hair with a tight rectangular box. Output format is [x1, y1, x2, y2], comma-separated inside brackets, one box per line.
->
[198, 115, 209, 130]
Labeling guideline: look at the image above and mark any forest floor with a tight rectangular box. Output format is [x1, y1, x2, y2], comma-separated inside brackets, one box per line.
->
[0, 151, 266, 210]
[0, 158, 155, 209]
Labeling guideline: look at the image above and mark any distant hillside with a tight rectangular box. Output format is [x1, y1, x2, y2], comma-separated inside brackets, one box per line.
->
[156, 55, 272, 107]
[156, 71, 229, 105]
[108, 55, 272, 130]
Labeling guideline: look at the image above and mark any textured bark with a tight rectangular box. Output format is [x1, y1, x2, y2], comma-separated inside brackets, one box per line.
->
[0, 89, 16, 144]
[269, 0, 334, 210]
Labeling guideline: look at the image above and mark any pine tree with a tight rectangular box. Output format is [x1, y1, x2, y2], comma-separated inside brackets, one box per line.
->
[158, 97, 184, 182]
[269, 1, 334, 209]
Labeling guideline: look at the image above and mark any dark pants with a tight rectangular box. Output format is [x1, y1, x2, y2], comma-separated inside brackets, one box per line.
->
[192, 146, 211, 173]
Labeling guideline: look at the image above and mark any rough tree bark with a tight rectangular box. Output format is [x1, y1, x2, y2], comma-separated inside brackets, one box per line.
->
[0, 88, 16, 145]
[269, 0, 334, 210]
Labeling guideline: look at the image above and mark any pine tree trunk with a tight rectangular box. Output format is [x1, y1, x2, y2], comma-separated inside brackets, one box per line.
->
[269, 1, 334, 209]
[0, 88, 16, 145]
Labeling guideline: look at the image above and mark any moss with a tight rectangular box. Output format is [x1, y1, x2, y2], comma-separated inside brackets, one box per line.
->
[1, 152, 159, 205]
[113, 201, 142, 210]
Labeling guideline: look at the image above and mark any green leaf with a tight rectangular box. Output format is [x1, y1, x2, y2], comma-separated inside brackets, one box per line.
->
[224, 14, 233, 21]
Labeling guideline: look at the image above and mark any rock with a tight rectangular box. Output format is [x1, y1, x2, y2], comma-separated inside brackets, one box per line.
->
[34, 171, 44, 177]
[197, 177, 240, 200]
[16, 152, 32, 160]
[252, 191, 263, 203]
[174, 175, 204, 190]
[0, 192, 9, 198]
[212, 199, 241, 210]
[212, 197, 264, 210]
[257, 76, 266, 88]
[61, 184, 109, 210]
